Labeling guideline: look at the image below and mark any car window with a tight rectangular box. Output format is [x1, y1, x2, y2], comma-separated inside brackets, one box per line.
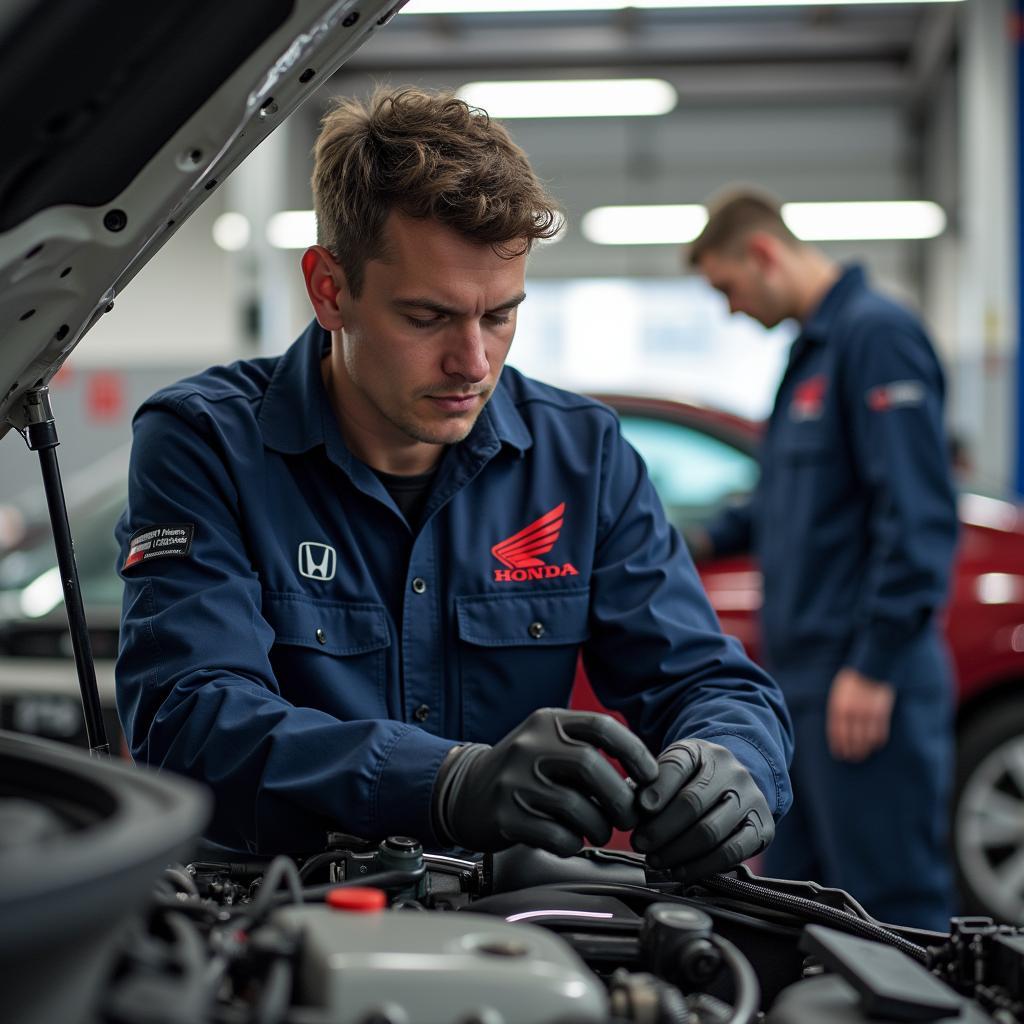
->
[0, 480, 127, 613]
[618, 415, 758, 531]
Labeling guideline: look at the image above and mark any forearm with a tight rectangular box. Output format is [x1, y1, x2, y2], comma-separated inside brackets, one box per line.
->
[129, 672, 456, 853]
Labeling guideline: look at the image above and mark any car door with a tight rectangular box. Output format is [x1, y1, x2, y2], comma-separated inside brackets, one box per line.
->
[615, 407, 762, 658]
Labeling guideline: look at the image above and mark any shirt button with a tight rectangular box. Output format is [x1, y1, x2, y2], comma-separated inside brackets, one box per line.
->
[411, 577, 427, 594]
[414, 704, 430, 722]
[316, 628, 327, 645]
[528, 621, 545, 639]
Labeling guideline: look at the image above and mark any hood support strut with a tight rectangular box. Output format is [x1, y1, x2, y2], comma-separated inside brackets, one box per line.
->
[20, 386, 110, 756]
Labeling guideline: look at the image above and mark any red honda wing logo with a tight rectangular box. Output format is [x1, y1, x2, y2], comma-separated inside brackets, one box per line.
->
[491, 502, 579, 582]
[790, 374, 827, 422]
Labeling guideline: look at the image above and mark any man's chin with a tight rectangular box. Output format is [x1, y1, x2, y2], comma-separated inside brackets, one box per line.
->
[403, 411, 482, 447]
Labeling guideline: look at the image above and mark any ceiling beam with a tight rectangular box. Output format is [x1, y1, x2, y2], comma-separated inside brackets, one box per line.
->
[345, 18, 915, 73]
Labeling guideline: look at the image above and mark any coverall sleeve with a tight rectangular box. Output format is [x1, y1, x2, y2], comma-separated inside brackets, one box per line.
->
[840, 316, 959, 683]
[115, 401, 457, 855]
[581, 424, 793, 818]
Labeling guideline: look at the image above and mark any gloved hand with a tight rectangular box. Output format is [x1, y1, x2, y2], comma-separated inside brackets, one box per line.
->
[432, 707, 659, 857]
[631, 739, 773, 879]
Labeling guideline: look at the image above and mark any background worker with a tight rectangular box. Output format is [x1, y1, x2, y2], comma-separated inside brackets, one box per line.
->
[687, 189, 958, 930]
[115, 91, 793, 874]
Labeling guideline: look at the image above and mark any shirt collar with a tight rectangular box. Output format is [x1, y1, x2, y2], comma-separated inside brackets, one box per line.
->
[258, 320, 330, 454]
[480, 371, 532, 455]
[800, 263, 866, 344]
[258, 319, 533, 458]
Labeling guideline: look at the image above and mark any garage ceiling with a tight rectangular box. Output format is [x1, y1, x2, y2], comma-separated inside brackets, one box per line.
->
[309, 3, 962, 285]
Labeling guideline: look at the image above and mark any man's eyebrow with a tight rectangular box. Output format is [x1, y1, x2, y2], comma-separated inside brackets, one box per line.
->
[490, 292, 527, 313]
[393, 292, 527, 316]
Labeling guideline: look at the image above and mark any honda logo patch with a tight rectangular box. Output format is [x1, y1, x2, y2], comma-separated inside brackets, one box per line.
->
[492, 503, 579, 582]
[298, 542, 337, 581]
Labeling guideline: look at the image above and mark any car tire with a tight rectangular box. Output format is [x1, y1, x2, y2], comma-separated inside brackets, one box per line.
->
[954, 697, 1024, 923]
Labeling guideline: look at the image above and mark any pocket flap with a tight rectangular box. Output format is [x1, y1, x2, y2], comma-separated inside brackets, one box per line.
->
[263, 591, 390, 656]
[456, 588, 590, 647]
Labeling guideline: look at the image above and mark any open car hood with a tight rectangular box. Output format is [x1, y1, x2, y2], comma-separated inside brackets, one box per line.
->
[0, 0, 403, 440]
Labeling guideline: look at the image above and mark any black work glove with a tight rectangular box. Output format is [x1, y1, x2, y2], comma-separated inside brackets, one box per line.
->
[631, 739, 773, 879]
[433, 707, 659, 857]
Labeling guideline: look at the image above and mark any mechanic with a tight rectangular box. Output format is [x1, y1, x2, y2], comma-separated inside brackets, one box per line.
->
[115, 89, 793, 877]
[686, 190, 958, 930]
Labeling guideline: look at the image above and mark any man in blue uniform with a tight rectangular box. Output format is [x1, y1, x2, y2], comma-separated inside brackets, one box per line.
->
[687, 190, 958, 930]
[115, 89, 792, 870]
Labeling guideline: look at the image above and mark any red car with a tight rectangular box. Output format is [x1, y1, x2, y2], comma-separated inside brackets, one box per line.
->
[573, 393, 1024, 924]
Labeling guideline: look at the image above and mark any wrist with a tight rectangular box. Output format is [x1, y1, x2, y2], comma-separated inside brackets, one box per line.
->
[431, 742, 489, 847]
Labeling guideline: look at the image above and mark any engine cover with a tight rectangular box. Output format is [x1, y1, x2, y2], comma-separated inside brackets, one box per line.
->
[271, 905, 608, 1024]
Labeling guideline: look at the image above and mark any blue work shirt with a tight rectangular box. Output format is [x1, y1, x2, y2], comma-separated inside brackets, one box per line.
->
[116, 321, 793, 854]
[707, 265, 958, 696]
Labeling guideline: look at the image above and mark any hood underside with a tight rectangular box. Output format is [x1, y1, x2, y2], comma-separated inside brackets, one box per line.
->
[0, 0, 402, 440]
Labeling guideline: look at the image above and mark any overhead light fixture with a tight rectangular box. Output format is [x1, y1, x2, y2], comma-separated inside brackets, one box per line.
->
[582, 201, 947, 245]
[212, 212, 251, 252]
[406, 1, 962, 14]
[456, 79, 677, 118]
[267, 210, 317, 249]
[582, 205, 707, 246]
[263, 210, 567, 249]
[781, 201, 947, 241]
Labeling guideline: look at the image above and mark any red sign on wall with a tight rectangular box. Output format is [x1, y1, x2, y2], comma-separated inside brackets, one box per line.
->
[86, 371, 124, 421]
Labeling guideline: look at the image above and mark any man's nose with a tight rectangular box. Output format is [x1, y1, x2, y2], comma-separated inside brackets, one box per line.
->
[443, 322, 489, 382]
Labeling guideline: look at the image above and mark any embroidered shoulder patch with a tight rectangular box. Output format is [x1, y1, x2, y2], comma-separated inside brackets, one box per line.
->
[866, 380, 925, 412]
[123, 524, 195, 570]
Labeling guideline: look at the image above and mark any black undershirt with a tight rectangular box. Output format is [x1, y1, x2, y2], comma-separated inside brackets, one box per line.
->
[372, 465, 439, 530]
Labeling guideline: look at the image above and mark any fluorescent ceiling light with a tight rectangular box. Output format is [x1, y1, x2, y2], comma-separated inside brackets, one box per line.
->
[406, 1, 961, 13]
[582, 205, 707, 245]
[457, 79, 676, 118]
[212, 212, 251, 252]
[264, 209, 567, 249]
[267, 210, 317, 249]
[781, 201, 947, 241]
[582, 201, 947, 245]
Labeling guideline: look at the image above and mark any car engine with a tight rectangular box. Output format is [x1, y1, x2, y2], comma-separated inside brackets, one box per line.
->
[91, 834, 1024, 1024]
[5, 727, 1024, 1024]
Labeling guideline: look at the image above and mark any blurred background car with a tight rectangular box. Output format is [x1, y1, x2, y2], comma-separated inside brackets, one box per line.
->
[0, 449, 126, 751]
[569, 392, 1024, 926]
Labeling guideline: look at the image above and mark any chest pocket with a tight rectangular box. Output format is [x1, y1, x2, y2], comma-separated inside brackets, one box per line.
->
[263, 591, 391, 718]
[454, 588, 590, 744]
[777, 424, 830, 461]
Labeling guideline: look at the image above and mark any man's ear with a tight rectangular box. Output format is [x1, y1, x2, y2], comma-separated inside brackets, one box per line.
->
[301, 245, 347, 331]
[745, 231, 779, 273]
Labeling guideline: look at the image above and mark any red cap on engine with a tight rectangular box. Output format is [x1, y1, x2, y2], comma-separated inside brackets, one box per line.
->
[325, 886, 387, 912]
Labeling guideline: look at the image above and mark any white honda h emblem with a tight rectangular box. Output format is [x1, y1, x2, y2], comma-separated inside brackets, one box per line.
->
[298, 542, 337, 581]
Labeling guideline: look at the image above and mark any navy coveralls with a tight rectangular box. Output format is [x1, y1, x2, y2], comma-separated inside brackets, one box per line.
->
[707, 265, 958, 930]
[116, 322, 793, 856]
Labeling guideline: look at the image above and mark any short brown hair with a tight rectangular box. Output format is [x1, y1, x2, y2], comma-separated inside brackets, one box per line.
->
[687, 188, 799, 268]
[312, 86, 562, 295]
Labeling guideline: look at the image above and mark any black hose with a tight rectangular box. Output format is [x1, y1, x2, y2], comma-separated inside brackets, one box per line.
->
[246, 856, 305, 921]
[710, 933, 759, 1024]
[164, 865, 200, 897]
[697, 874, 928, 964]
[254, 958, 293, 1024]
[297, 851, 344, 882]
[297, 865, 426, 901]
[162, 911, 229, 1020]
